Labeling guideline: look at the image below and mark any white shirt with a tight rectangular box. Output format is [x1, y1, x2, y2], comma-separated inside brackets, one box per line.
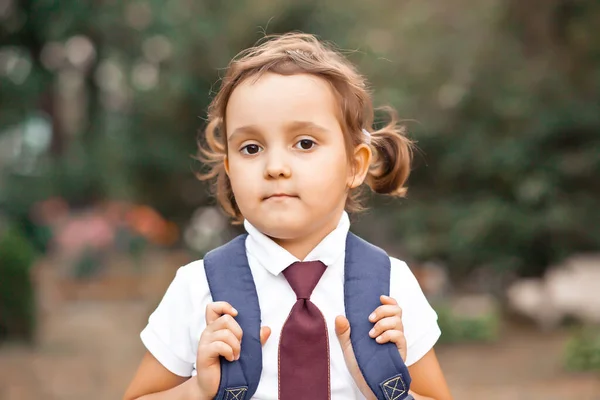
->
[141, 212, 440, 399]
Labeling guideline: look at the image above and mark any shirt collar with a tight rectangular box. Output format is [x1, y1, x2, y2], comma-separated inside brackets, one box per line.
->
[244, 211, 350, 276]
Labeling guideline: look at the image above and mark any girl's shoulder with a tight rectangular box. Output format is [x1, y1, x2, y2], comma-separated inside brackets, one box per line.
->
[388, 256, 420, 288]
[388, 256, 432, 307]
[168, 258, 209, 288]
[157, 259, 212, 309]
[388, 256, 441, 366]
[177, 258, 207, 276]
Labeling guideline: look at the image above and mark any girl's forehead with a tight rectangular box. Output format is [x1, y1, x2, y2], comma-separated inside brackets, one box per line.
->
[225, 72, 341, 134]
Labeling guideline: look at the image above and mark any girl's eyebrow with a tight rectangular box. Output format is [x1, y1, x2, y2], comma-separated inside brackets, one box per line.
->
[228, 121, 330, 142]
[228, 125, 261, 142]
[285, 121, 330, 134]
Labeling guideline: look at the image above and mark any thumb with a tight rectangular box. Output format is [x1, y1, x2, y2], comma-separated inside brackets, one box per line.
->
[335, 315, 351, 346]
[260, 326, 271, 346]
[335, 316, 375, 399]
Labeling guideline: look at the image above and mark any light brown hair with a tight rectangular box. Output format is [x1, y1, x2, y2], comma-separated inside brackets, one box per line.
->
[197, 33, 413, 223]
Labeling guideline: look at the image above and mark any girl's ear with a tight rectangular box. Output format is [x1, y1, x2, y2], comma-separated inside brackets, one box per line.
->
[224, 155, 230, 176]
[347, 143, 372, 189]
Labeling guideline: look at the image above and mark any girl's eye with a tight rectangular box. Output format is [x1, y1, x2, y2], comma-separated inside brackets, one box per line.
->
[241, 144, 262, 155]
[295, 139, 316, 150]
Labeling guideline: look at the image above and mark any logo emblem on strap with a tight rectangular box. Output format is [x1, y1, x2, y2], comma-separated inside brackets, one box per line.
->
[225, 386, 247, 400]
[380, 374, 408, 400]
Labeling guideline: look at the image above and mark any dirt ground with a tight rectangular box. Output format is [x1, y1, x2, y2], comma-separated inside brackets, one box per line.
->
[437, 325, 600, 399]
[0, 300, 599, 400]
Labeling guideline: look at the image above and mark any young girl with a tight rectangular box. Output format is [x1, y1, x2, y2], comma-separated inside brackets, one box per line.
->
[124, 33, 452, 400]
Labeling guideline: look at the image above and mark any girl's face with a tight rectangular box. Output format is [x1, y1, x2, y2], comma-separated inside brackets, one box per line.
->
[224, 72, 365, 242]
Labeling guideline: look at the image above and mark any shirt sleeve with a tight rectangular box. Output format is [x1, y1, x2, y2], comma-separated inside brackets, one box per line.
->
[389, 257, 441, 367]
[140, 264, 201, 377]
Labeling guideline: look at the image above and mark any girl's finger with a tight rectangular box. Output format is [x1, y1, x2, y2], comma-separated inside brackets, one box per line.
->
[375, 330, 407, 361]
[369, 304, 402, 322]
[380, 295, 398, 306]
[207, 341, 236, 362]
[207, 314, 243, 341]
[369, 316, 403, 338]
[260, 326, 271, 346]
[210, 329, 242, 360]
[205, 301, 238, 324]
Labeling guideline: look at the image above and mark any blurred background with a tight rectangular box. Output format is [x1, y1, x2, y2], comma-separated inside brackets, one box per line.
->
[1, 0, 599, 399]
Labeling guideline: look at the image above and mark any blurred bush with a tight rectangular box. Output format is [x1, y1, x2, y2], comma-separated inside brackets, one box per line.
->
[435, 298, 500, 344]
[0, 225, 38, 343]
[564, 327, 600, 372]
[371, 0, 600, 280]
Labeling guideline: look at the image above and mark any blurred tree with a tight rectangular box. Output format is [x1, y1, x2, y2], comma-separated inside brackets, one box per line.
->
[368, 0, 600, 279]
[0, 0, 598, 284]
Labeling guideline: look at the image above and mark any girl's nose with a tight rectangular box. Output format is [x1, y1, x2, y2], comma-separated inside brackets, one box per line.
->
[264, 150, 292, 179]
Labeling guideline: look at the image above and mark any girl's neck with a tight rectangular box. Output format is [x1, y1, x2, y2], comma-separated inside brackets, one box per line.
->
[271, 212, 343, 260]
[274, 237, 320, 261]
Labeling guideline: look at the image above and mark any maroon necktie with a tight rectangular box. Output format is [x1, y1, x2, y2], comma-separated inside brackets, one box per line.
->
[279, 261, 330, 399]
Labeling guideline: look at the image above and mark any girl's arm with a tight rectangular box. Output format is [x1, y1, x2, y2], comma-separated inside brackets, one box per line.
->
[409, 393, 436, 400]
[123, 352, 202, 400]
[408, 348, 453, 400]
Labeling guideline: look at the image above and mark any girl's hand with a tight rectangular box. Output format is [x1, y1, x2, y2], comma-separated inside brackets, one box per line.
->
[196, 301, 271, 399]
[367, 295, 407, 361]
[335, 295, 406, 400]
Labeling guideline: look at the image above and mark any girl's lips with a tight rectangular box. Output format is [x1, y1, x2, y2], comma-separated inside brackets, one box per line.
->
[264, 193, 298, 200]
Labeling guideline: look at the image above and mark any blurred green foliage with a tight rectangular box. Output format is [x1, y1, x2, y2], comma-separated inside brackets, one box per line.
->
[0, 225, 37, 342]
[1, 0, 599, 284]
[564, 327, 600, 372]
[435, 304, 500, 344]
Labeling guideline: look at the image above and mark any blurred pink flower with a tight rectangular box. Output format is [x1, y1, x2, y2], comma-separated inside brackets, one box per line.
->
[53, 213, 115, 256]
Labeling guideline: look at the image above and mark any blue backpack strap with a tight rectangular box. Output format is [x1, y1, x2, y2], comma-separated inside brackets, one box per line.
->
[203, 234, 261, 400]
[345, 232, 413, 400]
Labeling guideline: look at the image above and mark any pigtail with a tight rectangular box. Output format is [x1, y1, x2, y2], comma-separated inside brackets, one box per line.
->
[365, 107, 413, 197]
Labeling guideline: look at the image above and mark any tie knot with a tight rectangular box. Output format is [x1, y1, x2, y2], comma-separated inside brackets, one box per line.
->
[282, 261, 327, 300]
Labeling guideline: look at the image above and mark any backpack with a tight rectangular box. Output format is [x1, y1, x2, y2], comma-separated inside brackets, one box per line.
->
[203, 232, 413, 400]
